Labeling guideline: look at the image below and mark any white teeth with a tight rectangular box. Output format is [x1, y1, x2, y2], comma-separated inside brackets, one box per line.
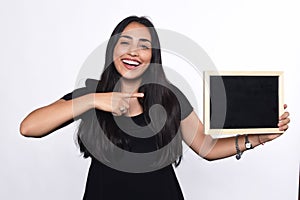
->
[122, 59, 140, 66]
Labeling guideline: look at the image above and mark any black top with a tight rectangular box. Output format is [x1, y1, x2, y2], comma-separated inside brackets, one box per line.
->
[61, 80, 193, 200]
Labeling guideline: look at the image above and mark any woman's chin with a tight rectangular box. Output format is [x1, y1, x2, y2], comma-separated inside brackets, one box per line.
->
[119, 69, 148, 81]
[121, 74, 143, 81]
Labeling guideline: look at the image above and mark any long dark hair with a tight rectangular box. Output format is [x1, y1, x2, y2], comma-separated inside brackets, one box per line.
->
[77, 16, 182, 167]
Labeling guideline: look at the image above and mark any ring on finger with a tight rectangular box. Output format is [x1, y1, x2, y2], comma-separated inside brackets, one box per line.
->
[119, 106, 127, 113]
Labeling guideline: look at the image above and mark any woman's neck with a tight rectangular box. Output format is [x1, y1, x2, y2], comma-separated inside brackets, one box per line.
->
[120, 78, 141, 94]
[120, 78, 143, 116]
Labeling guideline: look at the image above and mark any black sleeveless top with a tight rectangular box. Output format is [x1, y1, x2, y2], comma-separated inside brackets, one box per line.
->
[62, 80, 193, 200]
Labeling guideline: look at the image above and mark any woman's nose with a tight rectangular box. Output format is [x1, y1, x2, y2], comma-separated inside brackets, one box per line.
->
[128, 51, 138, 57]
[128, 45, 139, 56]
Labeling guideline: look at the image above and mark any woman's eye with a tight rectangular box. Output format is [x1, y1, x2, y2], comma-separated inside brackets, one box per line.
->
[140, 45, 150, 50]
[120, 41, 129, 45]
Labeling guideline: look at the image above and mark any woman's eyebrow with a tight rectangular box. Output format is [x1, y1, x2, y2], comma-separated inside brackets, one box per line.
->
[120, 35, 132, 40]
[120, 35, 151, 43]
[139, 38, 152, 44]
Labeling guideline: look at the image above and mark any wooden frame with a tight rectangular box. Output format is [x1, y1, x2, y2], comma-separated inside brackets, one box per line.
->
[203, 71, 284, 135]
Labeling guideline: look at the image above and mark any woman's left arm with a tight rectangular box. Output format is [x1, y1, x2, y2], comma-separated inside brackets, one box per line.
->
[181, 104, 290, 161]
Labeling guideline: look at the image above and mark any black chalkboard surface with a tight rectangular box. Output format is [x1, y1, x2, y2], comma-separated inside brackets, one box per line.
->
[204, 71, 284, 135]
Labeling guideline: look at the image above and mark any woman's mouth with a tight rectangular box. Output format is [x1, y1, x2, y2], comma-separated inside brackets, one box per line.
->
[122, 59, 141, 70]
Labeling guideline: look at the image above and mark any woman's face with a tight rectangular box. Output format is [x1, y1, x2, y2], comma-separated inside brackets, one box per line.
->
[113, 22, 152, 80]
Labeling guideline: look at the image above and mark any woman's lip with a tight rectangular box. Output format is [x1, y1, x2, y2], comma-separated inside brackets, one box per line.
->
[123, 62, 140, 70]
[121, 58, 141, 70]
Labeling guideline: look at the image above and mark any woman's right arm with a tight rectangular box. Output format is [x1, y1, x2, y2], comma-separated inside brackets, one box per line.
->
[20, 93, 95, 138]
[20, 92, 144, 138]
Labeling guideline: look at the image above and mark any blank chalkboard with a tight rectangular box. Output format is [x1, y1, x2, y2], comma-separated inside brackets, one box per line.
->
[204, 71, 284, 135]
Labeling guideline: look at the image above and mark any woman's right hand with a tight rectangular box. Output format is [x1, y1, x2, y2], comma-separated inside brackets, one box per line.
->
[93, 92, 144, 116]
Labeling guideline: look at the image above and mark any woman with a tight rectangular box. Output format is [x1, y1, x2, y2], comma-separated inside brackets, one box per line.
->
[20, 16, 290, 200]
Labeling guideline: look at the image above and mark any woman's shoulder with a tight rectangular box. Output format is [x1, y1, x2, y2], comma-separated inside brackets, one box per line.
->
[61, 79, 101, 101]
[85, 78, 101, 90]
[168, 84, 187, 100]
[79, 78, 102, 93]
[168, 83, 194, 120]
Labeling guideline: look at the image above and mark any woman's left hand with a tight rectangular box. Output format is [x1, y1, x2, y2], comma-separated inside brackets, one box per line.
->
[278, 104, 290, 131]
[258, 104, 290, 143]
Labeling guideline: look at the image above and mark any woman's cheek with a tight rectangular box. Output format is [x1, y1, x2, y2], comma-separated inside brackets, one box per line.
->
[115, 45, 129, 57]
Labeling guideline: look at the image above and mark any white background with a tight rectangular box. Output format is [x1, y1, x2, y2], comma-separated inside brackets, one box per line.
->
[1, 0, 299, 199]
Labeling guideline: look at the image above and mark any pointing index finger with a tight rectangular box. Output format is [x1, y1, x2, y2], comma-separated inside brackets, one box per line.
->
[122, 93, 144, 98]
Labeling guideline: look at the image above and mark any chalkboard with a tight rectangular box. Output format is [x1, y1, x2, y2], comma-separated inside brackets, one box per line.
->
[204, 71, 284, 135]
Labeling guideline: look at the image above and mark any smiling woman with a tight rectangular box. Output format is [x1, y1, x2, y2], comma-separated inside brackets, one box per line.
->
[19, 15, 290, 200]
[113, 22, 152, 80]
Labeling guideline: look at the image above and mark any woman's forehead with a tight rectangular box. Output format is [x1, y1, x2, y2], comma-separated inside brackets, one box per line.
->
[121, 22, 152, 41]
